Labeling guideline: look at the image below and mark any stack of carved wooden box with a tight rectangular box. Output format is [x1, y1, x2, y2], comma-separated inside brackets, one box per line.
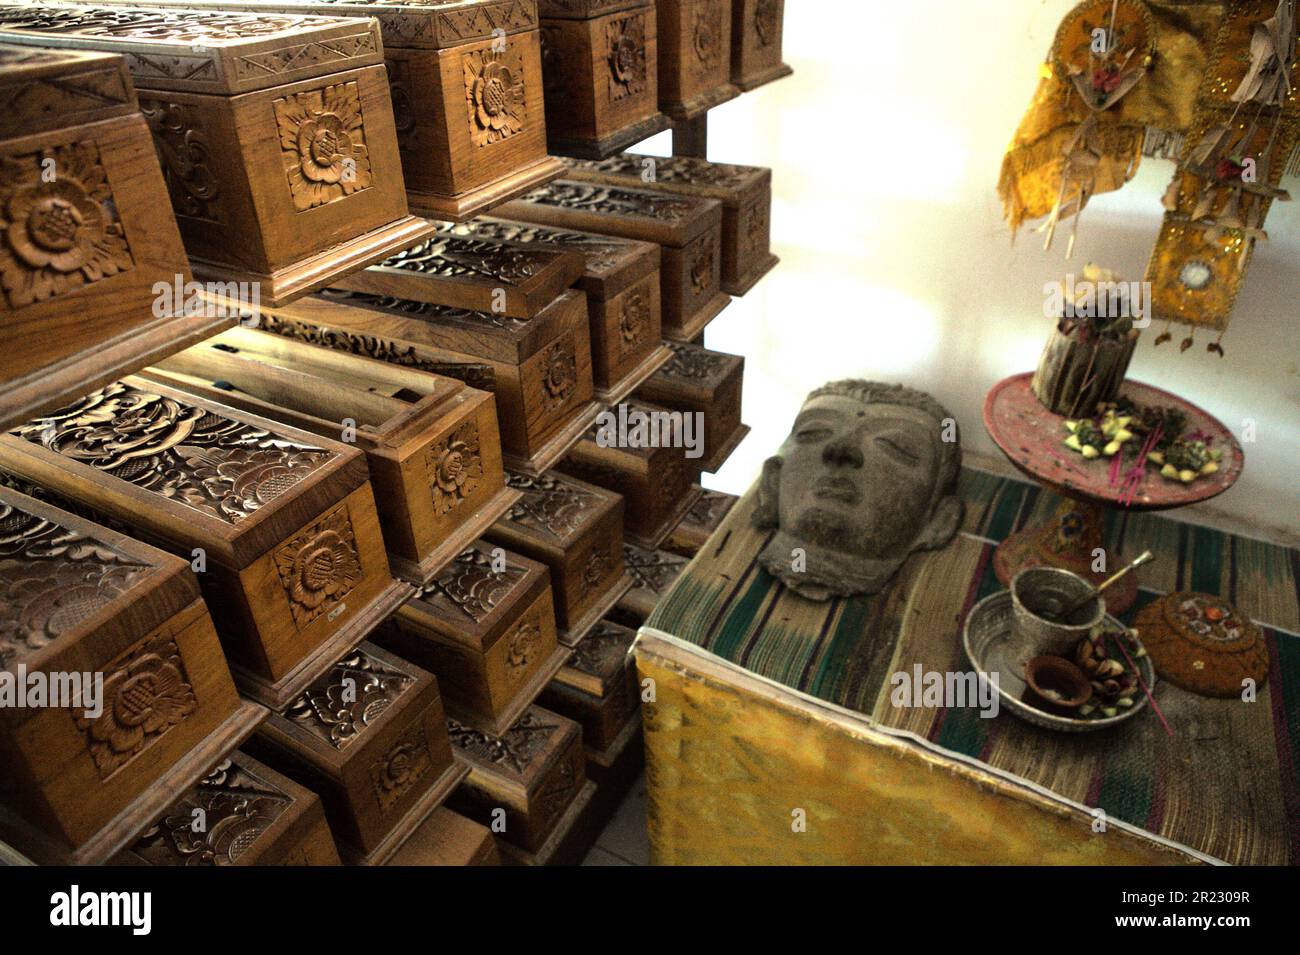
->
[0, 0, 788, 868]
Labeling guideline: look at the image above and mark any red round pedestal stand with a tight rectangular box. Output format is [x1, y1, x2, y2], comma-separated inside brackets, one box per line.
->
[982, 373, 1244, 615]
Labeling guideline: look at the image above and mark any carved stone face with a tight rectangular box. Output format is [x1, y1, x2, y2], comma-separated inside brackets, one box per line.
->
[755, 381, 963, 600]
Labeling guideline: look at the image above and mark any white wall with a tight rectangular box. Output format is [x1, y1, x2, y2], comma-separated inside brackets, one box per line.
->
[639, 0, 1299, 545]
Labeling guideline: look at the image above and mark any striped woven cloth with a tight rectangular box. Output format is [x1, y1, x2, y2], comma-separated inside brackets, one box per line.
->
[646, 467, 1300, 865]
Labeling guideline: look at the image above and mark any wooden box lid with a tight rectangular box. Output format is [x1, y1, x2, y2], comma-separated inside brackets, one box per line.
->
[398, 539, 549, 652]
[0, 44, 137, 136]
[110, 749, 335, 865]
[0, 485, 198, 710]
[554, 617, 634, 697]
[0, 377, 368, 571]
[85, 0, 541, 50]
[432, 216, 659, 301]
[497, 179, 722, 248]
[302, 288, 585, 365]
[562, 153, 771, 209]
[0, 4, 384, 94]
[448, 702, 578, 791]
[621, 540, 687, 617]
[537, 0, 648, 19]
[496, 469, 621, 551]
[258, 642, 436, 767]
[332, 232, 585, 319]
[578, 397, 681, 464]
[644, 339, 743, 396]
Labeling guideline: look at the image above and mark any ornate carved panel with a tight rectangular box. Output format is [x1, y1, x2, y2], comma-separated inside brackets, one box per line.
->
[606, 13, 647, 102]
[624, 542, 687, 595]
[662, 339, 727, 380]
[691, 1, 723, 72]
[618, 282, 651, 357]
[274, 80, 372, 211]
[539, 338, 577, 405]
[578, 544, 613, 598]
[688, 234, 714, 296]
[370, 719, 432, 813]
[447, 708, 559, 773]
[12, 382, 332, 525]
[503, 471, 596, 540]
[569, 619, 633, 677]
[385, 56, 417, 151]
[503, 615, 541, 685]
[522, 180, 693, 221]
[379, 234, 552, 284]
[577, 152, 756, 189]
[0, 7, 334, 42]
[0, 140, 135, 310]
[0, 502, 149, 668]
[138, 99, 222, 222]
[75, 633, 196, 778]
[122, 758, 292, 866]
[0, 48, 133, 125]
[315, 287, 531, 332]
[463, 46, 526, 147]
[285, 648, 414, 749]
[272, 503, 363, 627]
[421, 546, 525, 622]
[260, 312, 497, 392]
[426, 420, 483, 516]
[435, 219, 630, 272]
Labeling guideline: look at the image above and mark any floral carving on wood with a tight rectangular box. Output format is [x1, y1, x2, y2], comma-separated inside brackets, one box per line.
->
[689, 238, 714, 296]
[692, 3, 723, 70]
[423, 546, 521, 622]
[0, 503, 150, 669]
[0, 141, 134, 310]
[618, 284, 650, 357]
[570, 619, 633, 680]
[13, 382, 331, 524]
[123, 759, 291, 866]
[274, 81, 372, 211]
[381, 234, 549, 284]
[427, 420, 483, 516]
[579, 545, 613, 597]
[435, 219, 629, 273]
[273, 505, 363, 627]
[386, 59, 417, 151]
[525, 181, 693, 222]
[447, 708, 557, 774]
[138, 99, 221, 223]
[663, 340, 727, 381]
[464, 47, 525, 147]
[504, 617, 540, 684]
[624, 542, 687, 596]
[754, 0, 779, 46]
[76, 634, 197, 779]
[370, 721, 432, 812]
[541, 340, 577, 404]
[504, 471, 595, 539]
[286, 649, 413, 749]
[606, 14, 647, 101]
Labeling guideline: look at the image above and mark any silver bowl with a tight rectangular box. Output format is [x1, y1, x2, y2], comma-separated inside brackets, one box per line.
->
[962, 590, 1155, 733]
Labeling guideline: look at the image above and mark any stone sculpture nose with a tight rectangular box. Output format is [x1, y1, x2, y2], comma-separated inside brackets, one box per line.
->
[822, 435, 864, 469]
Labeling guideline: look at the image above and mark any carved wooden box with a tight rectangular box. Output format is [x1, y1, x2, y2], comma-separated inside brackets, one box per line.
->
[562, 399, 703, 547]
[142, 326, 515, 587]
[0, 44, 227, 432]
[447, 703, 593, 855]
[0, 377, 411, 710]
[430, 216, 669, 402]
[92, 0, 567, 219]
[246, 642, 465, 865]
[561, 152, 775, 294]
[332, 230, 585, 319]
[635, 339, 746, 472]
[0, 5, 432, 306]
[730, 0, 788, 91]
[260, 289, 600, 474]
[380, 541, 569, 734]
[111, 750, 341, 865]
[386, 804, 499, 865]
[656, 0, 737, 120]
[537, 618, 637, 755]
[0, 485, 263, 864]
[538, 0, 669, 157]
[663, 484, 736, 556]
[616, 540, 688, 621]
[486, 470, 630, 643]
[497, 179, 727, 340]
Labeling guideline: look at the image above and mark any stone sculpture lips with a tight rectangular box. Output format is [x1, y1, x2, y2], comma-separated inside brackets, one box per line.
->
[811, 476, 859, 505]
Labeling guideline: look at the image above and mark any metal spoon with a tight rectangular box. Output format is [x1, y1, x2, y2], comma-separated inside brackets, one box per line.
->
[1047, 550, 1154, 622]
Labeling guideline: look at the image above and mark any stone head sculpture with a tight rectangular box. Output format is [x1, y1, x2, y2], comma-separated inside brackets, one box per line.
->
[753, 380, 963, 600]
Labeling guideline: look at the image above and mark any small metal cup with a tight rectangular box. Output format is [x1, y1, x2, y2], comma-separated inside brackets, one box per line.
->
[1010, 566, 1104, 657]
